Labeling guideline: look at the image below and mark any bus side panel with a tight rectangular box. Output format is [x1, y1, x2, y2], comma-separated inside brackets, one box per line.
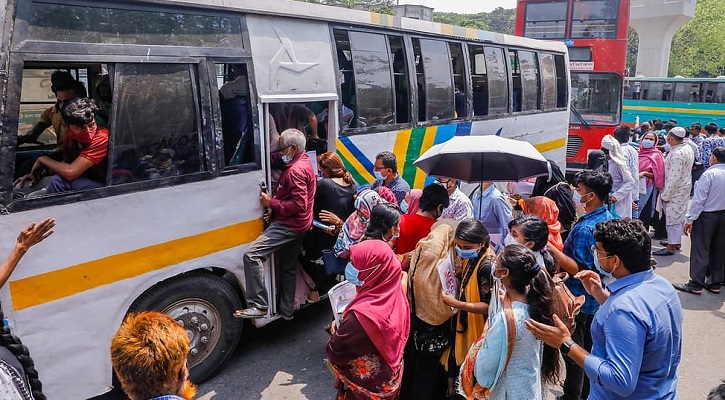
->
[623, 99, 725, 128]
[245, 15, 338, 101]
[0, 174, 263, 399]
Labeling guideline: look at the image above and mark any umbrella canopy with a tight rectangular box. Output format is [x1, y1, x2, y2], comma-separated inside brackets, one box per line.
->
[413, 135, 550, 183]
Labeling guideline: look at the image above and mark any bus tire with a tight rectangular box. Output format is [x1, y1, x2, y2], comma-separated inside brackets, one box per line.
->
[128, 271, 244, 383]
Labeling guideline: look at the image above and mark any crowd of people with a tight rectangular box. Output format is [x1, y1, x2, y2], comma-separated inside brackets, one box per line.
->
[1, 118, 723, 399]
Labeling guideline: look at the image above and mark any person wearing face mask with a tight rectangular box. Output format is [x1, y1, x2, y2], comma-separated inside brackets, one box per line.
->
[527, 219, 683, 400]
[435, 177, 474, 221]
[328, 204, 410, 400]
[395, 183, 450, 255]
[545, 169, 613, 400]
[637, 131, 665, 230]
[654, 127, 695, 256]
[333, 189, 386, 259]
[371, 151, 410, 205]
[235, 129, 317, 321]
[439, 219, 494, 398]
[600, 135, 637, 219]
[506, 215, 557, 276]
[471, 181, 515, 246]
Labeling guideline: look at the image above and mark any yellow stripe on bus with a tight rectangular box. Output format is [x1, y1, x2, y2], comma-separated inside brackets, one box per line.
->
[393, 128, 413, 179]
[336, 139, 375, 183]
[414, 127, 438, 189]
[9, 219, 264, 311]
[622, 105, 725, 116]
[534, 138, 567, 154]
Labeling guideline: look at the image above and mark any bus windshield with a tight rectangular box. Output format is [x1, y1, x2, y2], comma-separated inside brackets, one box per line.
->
[569, 72, 621, 125]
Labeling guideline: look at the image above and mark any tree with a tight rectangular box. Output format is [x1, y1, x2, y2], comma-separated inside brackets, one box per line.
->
[433, 8, 516, 35]
[295, 0, 394, 13]
[668, 0, 725, 77]
[626, 27, 639, 77]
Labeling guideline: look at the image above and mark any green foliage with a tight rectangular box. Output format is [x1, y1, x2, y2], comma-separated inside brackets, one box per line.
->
[294, 0, 394, 13]
[626, 27, 639, 77]
[433, 7, 516, 35]
[668, 0, 725, 77]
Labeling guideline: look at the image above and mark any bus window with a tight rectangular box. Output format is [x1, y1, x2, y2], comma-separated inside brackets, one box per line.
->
[216, 63, 255, 167]
[348, 31, 395, 127]
[417, 38, 455, 121]
[662, 82, 673, 101]
[510, 51, 522, 112]
[716, 83, 725, 103]
[468, 44, 489, 117]
[642, 81, 663, 101]
[484, 46, 509, 115]
[111, 64, 202, 184]
[412, 38, 426, 122]
[569, 72, 621, 125]
[518, 50, 540, 111]
[539, 53, 557, 110]
[389, 36, 410, 124]
[449, 42, 467, 118]
[524, 1, 568, 39]
[674, 82, 702, 103]
[571, 0, 619, 39]
[703, 82, 718, 103]
[333, 30, 357, 128]
[554, 54, 567, 108]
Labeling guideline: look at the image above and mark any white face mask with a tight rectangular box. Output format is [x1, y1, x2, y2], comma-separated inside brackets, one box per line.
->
[503, 233, 518, 247]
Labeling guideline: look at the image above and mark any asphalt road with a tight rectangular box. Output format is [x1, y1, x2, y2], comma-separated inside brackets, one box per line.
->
[98, 234, 725, 400]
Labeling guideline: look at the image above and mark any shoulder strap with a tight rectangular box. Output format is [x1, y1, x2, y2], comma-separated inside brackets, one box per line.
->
[501, 297, 517, 370]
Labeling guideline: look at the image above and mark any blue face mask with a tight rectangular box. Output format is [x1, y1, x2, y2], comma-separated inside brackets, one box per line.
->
[455, 245, 479, 259]
[373, 171, 385, 181]
[592, 249, 614, 278]
[664, 143, 672, 152]
[281, 154, 293, 164]
[641, 139, 655, 149]
[400, 199, 409, 214]
[345, 262, 381, 286]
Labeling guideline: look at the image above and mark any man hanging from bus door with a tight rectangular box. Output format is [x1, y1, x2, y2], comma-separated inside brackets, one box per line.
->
[234, 129, 317, 321]
[13, 97, 109, 199]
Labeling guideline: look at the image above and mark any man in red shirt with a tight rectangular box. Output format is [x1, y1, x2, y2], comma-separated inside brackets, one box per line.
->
[235, 129, 316, 321]
[14, 97, 108, 196]
[396, 183, 449, 255]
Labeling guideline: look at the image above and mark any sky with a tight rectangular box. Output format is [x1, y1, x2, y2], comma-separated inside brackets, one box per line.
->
[396, 0, 517, 14]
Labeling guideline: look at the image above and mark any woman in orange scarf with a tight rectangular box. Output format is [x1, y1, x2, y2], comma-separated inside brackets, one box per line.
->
[524, 196, 564, 251]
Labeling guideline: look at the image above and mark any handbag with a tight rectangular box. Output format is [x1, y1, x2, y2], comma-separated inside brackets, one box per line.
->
[322, 249, 346, 275]
[409, 256, 452, 356]
[548, 272, 585, 334]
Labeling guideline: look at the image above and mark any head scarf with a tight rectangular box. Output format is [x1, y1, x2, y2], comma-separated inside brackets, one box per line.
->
[600, 134, 629, 171]
[524, 196, 564, 251]
[587, 150, 608, 171]
[407, 189, 422, 215]
[638, 134, 666, 190]
[375, 186, 398, 205]
[333, 189, 385, 257]
[346, 240, 410, 370]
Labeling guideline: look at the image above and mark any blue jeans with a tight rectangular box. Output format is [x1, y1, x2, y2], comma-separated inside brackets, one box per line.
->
[45, 175, 104, 194]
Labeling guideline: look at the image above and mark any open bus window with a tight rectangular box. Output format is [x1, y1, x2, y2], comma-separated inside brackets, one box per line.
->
[468, 44, 489, 117]
[348, 31, 394, 128]
[484, 46, 509, 115]
[449, 42, 467, 118]
[539, 53, 558, 110]
[517, 50, 541, 112]
[416, 38, 455, 121]
[569, 72, 621, 125]
[111, 64, 202, 185]
[554, 55, 567, 108]
[571, 0, 619, 39]
[389, 36, 411, 124]
[524, 1, 568, 39]
[216, 63, 257, 167]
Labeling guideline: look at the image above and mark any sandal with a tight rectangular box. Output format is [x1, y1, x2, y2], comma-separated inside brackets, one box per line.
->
[705, 284, 721, 294]
[233, 307, 268, 319]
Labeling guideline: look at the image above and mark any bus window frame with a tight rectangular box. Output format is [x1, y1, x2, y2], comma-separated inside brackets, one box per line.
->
[523, 0, 569, 39]
[569, 0, 620, 39]
[2, 55, 219, 213]
[208, 59, 264, 176]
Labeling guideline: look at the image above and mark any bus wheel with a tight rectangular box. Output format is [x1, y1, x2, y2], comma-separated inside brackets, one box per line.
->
[128, 272, 244, 383]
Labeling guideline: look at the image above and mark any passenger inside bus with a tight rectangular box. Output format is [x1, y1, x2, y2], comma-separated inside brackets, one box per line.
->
[93, 75, 113, 128]
[219, 64, 253, 165]
[13, 98, 109, 199]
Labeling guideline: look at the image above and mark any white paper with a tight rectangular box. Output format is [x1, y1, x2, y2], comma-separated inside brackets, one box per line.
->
[327, 281, 356, 327]
[437, 252, 459, 299]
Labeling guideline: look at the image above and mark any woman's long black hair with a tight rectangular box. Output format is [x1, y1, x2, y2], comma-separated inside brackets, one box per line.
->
[0, 307, 46, 400]
[363, 203, 401, 241]
[498, 244, 560, 384]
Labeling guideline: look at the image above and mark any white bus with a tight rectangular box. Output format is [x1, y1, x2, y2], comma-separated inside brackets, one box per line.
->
[0, 0, 570, 398]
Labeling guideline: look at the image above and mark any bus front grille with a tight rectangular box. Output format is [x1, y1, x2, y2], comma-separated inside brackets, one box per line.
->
[566, 136, 583, 159]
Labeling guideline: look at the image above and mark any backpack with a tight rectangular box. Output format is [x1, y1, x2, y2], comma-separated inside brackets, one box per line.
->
[548, 272, 585, 334]
[460, 297, 516, 400]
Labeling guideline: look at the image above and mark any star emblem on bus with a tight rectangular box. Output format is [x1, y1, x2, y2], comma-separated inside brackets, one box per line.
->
[270, 23, 319, 79]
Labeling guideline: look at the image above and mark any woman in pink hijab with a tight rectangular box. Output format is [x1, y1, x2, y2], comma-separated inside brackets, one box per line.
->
[637, 130, 665, 230]
[327, 204, 410, 399]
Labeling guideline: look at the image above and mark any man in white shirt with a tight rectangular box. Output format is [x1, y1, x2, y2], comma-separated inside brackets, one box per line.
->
[673, 146, 725, 294]
[434, 177, 474, 221]
[613, 126, 640, 217]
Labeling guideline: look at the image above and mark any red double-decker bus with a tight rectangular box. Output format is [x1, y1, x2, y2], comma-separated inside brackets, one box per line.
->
[515, 0, 630, 171]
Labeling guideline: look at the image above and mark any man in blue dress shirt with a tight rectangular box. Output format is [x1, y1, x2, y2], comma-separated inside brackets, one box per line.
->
[527, 219, 683, 400]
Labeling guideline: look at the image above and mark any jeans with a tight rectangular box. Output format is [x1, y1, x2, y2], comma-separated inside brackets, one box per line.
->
[45, 175, 104, 194]
[637, 185, 656, 229]
[562, 312, 595, 400]
[243, 222, 303, 317]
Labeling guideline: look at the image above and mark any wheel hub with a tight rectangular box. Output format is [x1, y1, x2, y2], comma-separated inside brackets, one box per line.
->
[163, 298, 222, 368]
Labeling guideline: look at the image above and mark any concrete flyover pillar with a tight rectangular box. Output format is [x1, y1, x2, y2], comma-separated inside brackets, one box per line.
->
[630, 0, 696, 77]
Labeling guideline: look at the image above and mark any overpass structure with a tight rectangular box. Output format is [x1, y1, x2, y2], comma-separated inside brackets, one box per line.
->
[630, 0, 696, 77]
